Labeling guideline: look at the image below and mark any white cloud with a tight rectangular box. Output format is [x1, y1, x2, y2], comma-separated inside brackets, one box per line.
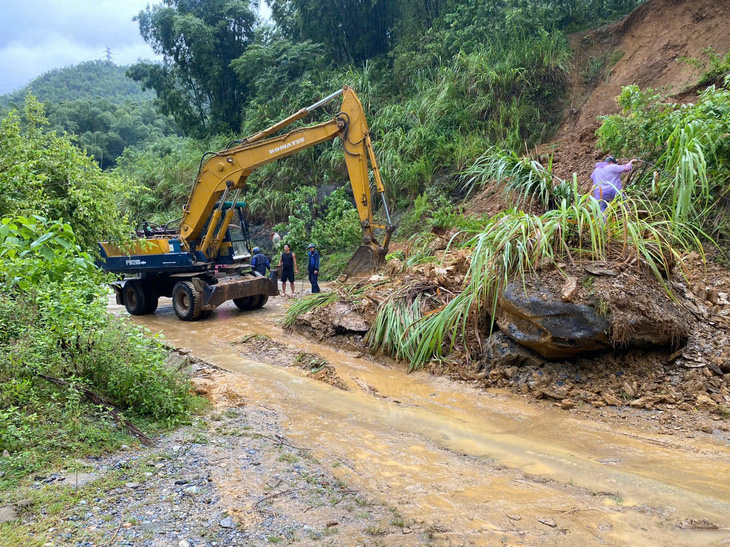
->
[0, 0, 157, 93]
[0, 0, 271, 94]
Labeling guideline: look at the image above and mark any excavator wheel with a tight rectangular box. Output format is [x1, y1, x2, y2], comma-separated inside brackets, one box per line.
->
[342, 244, 385, 277]
[233, 295, 258, 311]
[172, 281, 204, 321]
[123, 281, 149, 315]
[254, 295, 268, 309]
[144, 288, 159, 314]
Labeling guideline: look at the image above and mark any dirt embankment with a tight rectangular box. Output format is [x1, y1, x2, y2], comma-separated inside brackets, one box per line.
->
[548, 0, 730, 182]
[291, 247, 730, 433]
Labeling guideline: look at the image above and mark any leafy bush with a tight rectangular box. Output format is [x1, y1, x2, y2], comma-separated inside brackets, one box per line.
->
[0, 98, 130, 250]
[0, 216, 200, 482]
[310, 188, 362, 254]
[398, 193, 455, 238]
[272, 186, 362, 258]
[597, 83, 730, 231]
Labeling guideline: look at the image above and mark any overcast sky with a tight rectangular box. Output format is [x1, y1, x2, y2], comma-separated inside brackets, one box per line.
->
[0, 0, 272, 95]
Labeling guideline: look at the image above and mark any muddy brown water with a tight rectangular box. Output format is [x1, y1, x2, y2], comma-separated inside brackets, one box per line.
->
[115, 294, 730, 545]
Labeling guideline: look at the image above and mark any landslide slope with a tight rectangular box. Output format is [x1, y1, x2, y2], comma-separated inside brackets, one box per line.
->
[550, 0, 730, 181]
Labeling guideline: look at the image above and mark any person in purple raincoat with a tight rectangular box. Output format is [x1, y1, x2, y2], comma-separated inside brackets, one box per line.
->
[590, 156, 637, 212]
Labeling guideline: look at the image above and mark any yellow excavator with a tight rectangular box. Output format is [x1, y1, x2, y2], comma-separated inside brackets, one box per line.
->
[99, 86, 394, 321]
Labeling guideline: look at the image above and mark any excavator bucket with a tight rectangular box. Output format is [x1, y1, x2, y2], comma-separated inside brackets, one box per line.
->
[342, 243, 386, 277]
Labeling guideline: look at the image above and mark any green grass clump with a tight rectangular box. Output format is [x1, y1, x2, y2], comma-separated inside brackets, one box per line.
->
[461, 146, 561, 209]
[283, 291, 339, 328]
[367, 290, 428, 361]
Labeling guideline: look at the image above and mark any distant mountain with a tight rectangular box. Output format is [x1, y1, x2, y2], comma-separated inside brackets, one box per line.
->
[0, 60, 179, 170]
[0, 60, 153, 107]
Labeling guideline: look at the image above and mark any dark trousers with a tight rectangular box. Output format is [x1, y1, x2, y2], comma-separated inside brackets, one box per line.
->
[308, 271, 320, 293]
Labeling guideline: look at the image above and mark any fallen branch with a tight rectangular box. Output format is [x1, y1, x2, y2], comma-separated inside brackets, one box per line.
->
[105, 517, 124, 546]
[37, 373, 154, 447]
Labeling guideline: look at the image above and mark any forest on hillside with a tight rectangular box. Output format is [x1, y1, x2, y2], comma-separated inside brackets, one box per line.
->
[0, 61, 178, 169]
[1, 0, 653, 249]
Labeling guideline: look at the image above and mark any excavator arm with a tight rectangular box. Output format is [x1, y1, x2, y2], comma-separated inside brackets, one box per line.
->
[179, 86, 394, 274]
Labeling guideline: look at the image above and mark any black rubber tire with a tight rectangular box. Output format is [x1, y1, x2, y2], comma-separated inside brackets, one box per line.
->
[172, 281, 204, 321]
[253, 295, 268, 309]
[144, 295, 159, 314]
[123, 281, 148, 315]
[200, 309, 213, 319]
[233, 295, 256, 311]
[142, 285, 158, 314]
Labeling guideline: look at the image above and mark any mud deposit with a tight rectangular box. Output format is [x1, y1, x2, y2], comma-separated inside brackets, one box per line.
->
[123, 294, 730, 546]
[234, 334, 349, 390]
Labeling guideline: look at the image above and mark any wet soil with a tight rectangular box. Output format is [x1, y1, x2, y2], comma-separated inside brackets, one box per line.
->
[233, 334, 349, 391]
[548, 0, 730, 184]
[124, 294, 730, 546]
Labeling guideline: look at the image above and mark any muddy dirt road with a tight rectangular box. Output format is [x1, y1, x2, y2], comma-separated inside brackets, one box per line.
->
[125, 295, 730, 545]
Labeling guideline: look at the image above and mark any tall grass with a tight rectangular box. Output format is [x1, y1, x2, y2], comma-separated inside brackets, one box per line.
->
[369, 194, 703, 369]
[597, 83, 730, 235]
[282, 291, 339, 328]
[659, 120, 713, 224]
[461, 146, 561, 207]
[367, 293, 425, 361]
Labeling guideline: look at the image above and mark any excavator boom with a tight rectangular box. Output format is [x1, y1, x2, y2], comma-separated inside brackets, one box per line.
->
[179, 86, 393, 274]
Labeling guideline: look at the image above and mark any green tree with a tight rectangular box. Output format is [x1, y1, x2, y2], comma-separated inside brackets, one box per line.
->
[269, 0, 397, 64]
[128, 0, 259, 137]
[45, 97, 178, 169]
[0, 96, 130, 250]
[0, 60, 152, 108]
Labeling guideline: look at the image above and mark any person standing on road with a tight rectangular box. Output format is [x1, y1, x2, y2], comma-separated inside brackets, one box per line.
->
[250, 247, 270, 277]
[278, 243, 298, 296]
[307, 243, 321, 294]
[590, 156, 638, 212]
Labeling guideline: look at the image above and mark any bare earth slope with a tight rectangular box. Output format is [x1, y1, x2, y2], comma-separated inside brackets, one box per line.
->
[550, 0, 730, 181]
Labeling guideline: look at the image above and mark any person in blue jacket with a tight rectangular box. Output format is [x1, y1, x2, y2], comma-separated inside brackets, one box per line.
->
[250, 247, 270, 277]
[307, 243, 321, 293]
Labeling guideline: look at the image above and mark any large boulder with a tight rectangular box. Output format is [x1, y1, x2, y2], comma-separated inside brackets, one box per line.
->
[495, 270, 693, 361]
[496, 283, 611, 360]
[483, 332, 545, 368]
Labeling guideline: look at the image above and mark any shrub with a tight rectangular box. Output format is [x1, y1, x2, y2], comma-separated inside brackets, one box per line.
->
[0, 216, 200, 482]
[597, 83, 730, 232]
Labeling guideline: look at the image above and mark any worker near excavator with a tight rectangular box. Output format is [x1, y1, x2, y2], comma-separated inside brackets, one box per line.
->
[250, 247, 271, 277]
[307, 243, 321, 293]
[590, 156, 638, 212]
[278, 243, 298, 296]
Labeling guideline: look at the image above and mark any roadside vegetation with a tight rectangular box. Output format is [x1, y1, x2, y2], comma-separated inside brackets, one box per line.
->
[0, 101, 203, 487]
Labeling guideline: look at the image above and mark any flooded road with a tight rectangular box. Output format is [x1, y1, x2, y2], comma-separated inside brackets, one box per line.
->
[122, 295, 730, 545]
